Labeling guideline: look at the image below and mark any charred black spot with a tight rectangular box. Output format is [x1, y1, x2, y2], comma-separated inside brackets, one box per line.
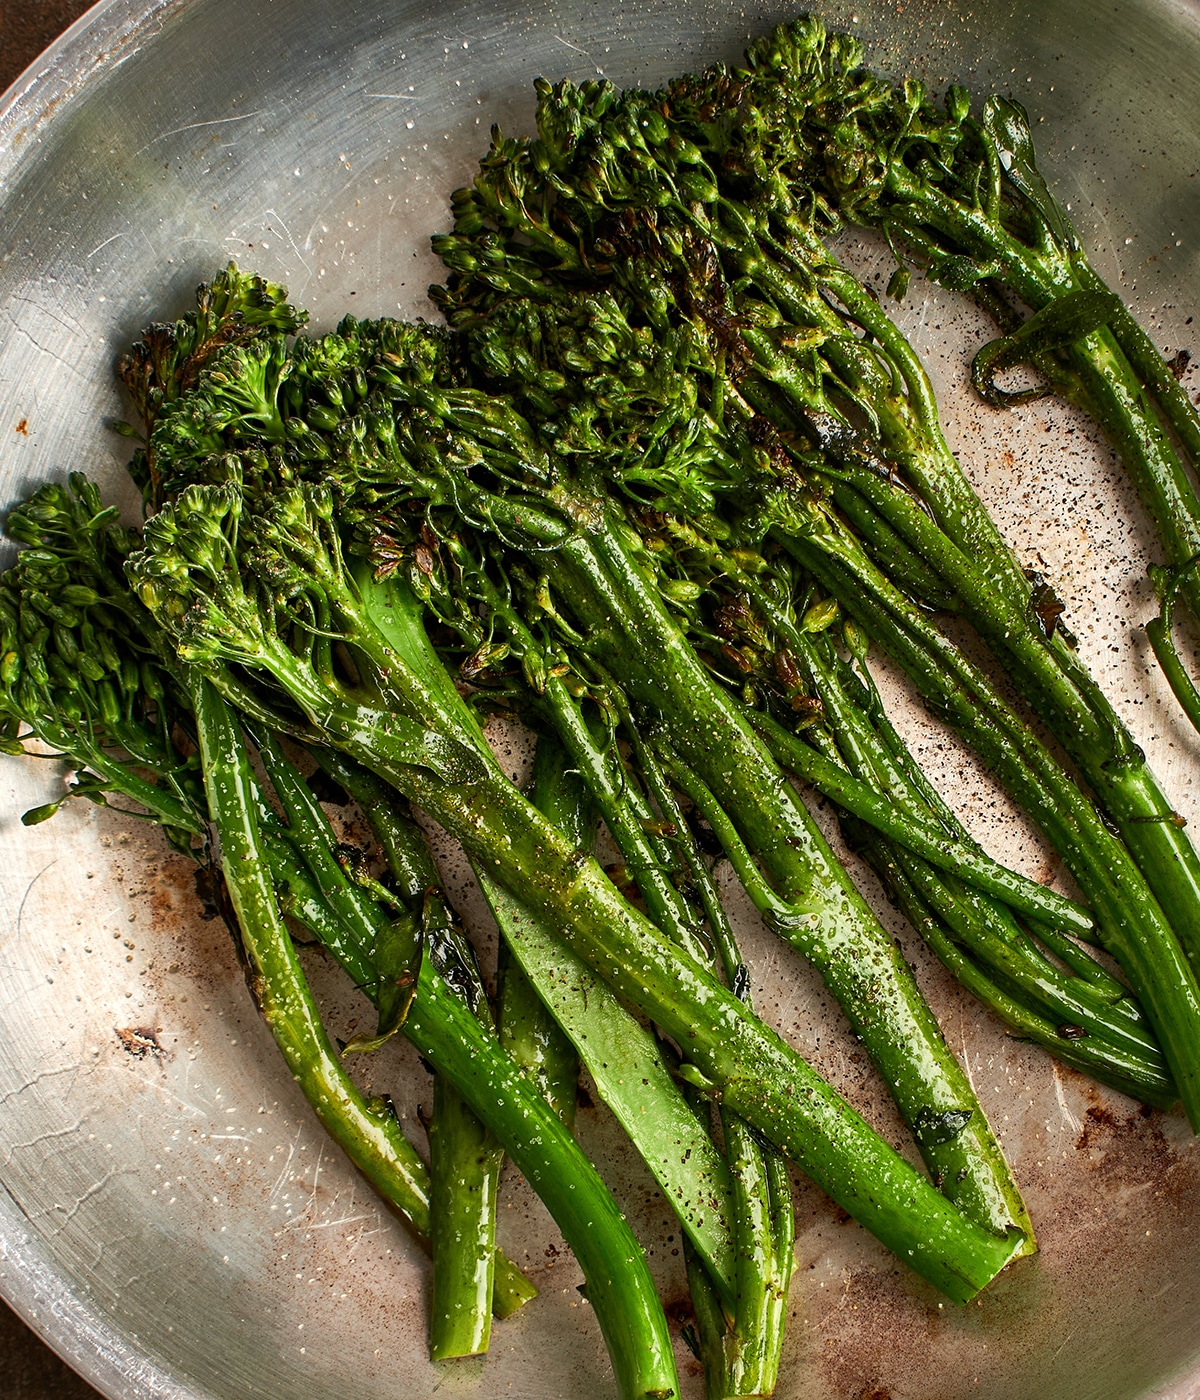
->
[115, 1026, 164, 1060]
[1167, 348, 1192, 381]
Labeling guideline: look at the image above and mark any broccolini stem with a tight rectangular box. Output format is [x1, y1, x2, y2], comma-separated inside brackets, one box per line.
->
[310, 748, 743, 1329]
[496, 743, 582, 1131]
[187, 677, 435, 1245]
[1146, 560, 1200, 739]
[475, 745, 740, 1308]
[496, 939, 580, 1130]
[294, 579, 1028, 1296]
[779, 527, 1200, 1126]
[746, 706, 1090, 935]
[552, 518, 1032, 1247]
[426, 1074, 505, 1360]
[853, 831, 1177, 1109]
[625, 714, 795, 1396]
[403, 962, 682, 1400]
[272, 742, 680, 1397]
[254, 732, 510, 1358]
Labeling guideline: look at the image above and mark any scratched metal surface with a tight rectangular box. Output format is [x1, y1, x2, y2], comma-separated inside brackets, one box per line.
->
[2, 1, 1200, 1397]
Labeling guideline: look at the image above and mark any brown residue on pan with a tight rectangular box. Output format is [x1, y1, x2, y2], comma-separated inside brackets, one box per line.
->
[115, 1025, 164, 1059]
[1167, 348, 1192, 381]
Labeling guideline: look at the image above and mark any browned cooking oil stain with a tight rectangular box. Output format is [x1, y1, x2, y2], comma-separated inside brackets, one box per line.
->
[115, 1025, 164, 1059]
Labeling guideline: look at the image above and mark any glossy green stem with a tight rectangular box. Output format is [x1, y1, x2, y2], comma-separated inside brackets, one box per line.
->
[779, 524, 1200, 1127]
[746, 706, 1090, 935]
[555, 517, 1031, 1249]
[269, 762, 679, 1395]
[1146, 582, 1200, 740]
[259, 744, 536, 1325]
[37, 721, 204, 836]
[1076, 254, 1200, 471]
[859, 164, 1200, 976]
[540, 673, 709, 962]
[329, 594, 740, 1297]
[620, 696, 795, 1395]
[762, 623, 1171, 1097]
[427, 1075, 503, 1359]
[856, 829, 1177, 1109]
[477, 823, 740, 1307]
[405, 964, 681, 1400]
[496, 943, 579, 1131]
[218, 572, 1023, 1300]
[188, 678, 434, 1244]
[787, 631, 1148, 1030]
[825, 425, 1200, 976]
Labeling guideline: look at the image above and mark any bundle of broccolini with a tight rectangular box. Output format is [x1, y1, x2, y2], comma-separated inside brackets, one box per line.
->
[725, 17, 1200, 741]
[427, 43, 1200, 1131]
[0, 264, 1039, 1400]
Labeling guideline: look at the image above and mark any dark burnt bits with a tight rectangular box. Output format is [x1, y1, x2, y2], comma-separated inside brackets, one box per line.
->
[115, 1025, 165, 1060]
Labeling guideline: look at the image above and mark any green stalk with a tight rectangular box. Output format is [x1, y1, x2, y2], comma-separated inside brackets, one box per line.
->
[1146, 562, 1200, 738]
[777, 523, 1200, 1125]
[361, 567, 764, 1330]
[426, 1076, 504, 1359]
[268, 764, 679, 1397]
[539, 674, 710, 963]
[27, 720, 205, 836]
[258, 735, 511, 1356]
[894, 845, 1169, 1085]
[494, 723, 748, 1311]
[257, 741, 536, 1331]
[404, 963, 681, 1400]
[539, 666, 795, 1393]
[813, 429, 1200, 979]
[735, 601, 1172, 1098]
[496, 943, 579, 1130]
[888, 158, 1200, 648]
[551, 516, 1032, 1250]
[209, 564, 1023, 1298]
[629, 718, 794, 1398]
[476, 801, 740, 1306]
[254, 730, 678, 1396]
[318, 723, 739, 1303]
[321, 743, 585, 1130]
[767, 641, 1162, 1078]
[742, 615, 1157, 1040]
[781, 239, 1032, 613]
[759, 690, 1149, 1041]
[853, 828, 1176, 1108]
[827, 482, 960, 611]
[495, 739, 586, 1131]
[187, 677, 436, 1248]
[840, 658, 1129, 993]
[744, 705, 1090, 935]
[1075, 255, 1200, 470]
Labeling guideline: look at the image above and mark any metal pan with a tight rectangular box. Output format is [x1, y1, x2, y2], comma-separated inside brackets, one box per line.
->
[2, 1, 1200, 1395]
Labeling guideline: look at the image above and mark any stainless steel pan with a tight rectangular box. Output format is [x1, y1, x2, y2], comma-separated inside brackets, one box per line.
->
[3, 1, 1200, 1395]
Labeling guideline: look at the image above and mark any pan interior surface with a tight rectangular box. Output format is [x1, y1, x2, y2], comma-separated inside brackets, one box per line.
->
[2, 1, 1200, 1397]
